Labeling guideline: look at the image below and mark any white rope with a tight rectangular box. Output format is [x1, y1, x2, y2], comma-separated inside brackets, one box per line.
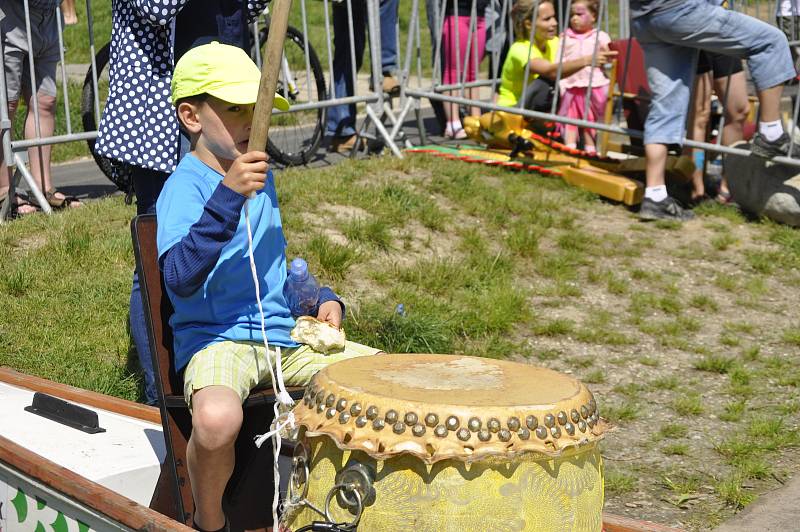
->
[244, 197, 296, 527]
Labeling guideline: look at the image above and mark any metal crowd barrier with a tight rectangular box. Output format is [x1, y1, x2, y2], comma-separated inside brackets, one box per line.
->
[4, 0, 800, 222]
[392, 0, 800, 167]
[0, 0, 400, 222]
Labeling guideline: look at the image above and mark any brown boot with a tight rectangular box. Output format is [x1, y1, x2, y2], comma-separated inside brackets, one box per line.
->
[330, 135, 362, 153]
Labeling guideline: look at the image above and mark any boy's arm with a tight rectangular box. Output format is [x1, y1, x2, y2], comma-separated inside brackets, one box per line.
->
[128, 0, 192, 26]
[160, 183, 245, 297]
[314, 287, 345, 316]
[314, 288, 345, 328]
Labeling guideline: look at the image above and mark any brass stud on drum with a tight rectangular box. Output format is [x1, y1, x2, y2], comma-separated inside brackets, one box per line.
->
[412, 424, 426, 437]
[326, 394, 335, 408]
[535, 426, 548, 440]
[350, 403, 362, 416]
[517, 428, 531, 440]
[507, 417, 520, 431]
[317, 403, 325, 413]
[366, 405, 379, 420]
[477, 429, 491, 442]
[557, 411, 568, 426]
[580, 405, 589, 419]
[487, 418, 501, 433]
[336, 398, 347, 412]
[564, 422, 575, 435]
[498, 429, 511, 442]
[587, 416, 596, 429]
[434, 425, 448, 438]
[578, 420, 587, 432]
[571, 409, 580, 423]
[393, 422, 406, 435]
[526, 415, 538, 430]
[315, 390, 325, 404]
[468, 417, 482, 432]
[385, 410, 399, 424]
[339, 412, 351, 424]
[326, 407, 336, 419]
[446, 416, 460, 430]
[457, 428, 471, 441]
[550, 426, 561, 438]
[372, 418, 385, 431]
[355, 415, 368, 428]
[425, 413, 438, 427]
[404, 412, 418, 426]
[544, 414, 555, 428]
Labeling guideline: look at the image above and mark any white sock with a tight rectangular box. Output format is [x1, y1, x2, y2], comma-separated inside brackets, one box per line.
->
[446, 120, 463, 133]
[758, 120, 784, 142]
[645, 185, 668, 202]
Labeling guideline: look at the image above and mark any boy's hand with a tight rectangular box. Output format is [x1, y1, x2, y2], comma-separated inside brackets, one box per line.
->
[222, 151, 269, 197]
[316, 301, 343, 329]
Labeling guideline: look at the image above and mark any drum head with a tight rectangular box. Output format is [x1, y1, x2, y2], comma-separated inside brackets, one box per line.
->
[295, 354, 606, 463]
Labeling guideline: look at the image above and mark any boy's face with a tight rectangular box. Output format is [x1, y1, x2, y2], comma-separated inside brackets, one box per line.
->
[182, 95, 256, 171]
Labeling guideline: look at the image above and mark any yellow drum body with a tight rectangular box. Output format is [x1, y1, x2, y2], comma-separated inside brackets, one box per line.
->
[284, 355, 608, 531]
[289, 437, 603, 531]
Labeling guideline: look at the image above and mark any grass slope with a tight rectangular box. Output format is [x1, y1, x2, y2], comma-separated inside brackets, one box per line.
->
[2, 155, 800, 530]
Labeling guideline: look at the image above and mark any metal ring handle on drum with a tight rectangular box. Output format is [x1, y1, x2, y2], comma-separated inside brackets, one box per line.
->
[288, 442, 310, 504]
[324, 483, 363, 528]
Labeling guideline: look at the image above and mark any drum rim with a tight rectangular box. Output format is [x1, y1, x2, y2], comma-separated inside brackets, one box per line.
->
[294, 354, 609, 464]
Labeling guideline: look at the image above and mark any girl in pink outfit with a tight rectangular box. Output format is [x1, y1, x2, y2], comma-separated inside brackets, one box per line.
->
[557, 0, 610, 153]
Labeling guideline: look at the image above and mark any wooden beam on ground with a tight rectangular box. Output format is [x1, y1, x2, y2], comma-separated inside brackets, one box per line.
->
[562, 165, 644, 206]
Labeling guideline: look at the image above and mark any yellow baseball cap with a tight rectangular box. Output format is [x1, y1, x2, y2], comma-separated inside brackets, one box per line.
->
[171, 41, 290, 110]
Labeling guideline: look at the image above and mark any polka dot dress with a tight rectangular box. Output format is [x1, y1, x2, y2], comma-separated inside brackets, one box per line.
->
[95, 0, 267, 173]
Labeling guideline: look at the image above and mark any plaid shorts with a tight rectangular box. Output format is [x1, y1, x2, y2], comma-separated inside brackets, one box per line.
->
[183, 340, 381, 408]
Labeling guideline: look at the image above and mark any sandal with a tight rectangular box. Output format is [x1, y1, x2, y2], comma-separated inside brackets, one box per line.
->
[44, 188, 82, 209]
[0, 192, 40, 218]
[444, 127, 467, 140]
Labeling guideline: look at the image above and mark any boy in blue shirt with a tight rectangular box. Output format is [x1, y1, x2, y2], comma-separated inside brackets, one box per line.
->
[156, 42, 379, 532]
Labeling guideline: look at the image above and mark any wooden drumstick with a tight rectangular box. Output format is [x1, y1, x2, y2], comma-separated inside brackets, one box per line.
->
[248, 0, 293, 154]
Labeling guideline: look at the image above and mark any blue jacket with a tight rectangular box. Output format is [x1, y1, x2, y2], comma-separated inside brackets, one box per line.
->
[95, 0, 268, 173]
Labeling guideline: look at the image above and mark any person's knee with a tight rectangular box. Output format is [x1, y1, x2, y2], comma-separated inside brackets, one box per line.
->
[192, 399, 243, 451]
[726, 101, 750, 125]
[34, 94, 57, 115]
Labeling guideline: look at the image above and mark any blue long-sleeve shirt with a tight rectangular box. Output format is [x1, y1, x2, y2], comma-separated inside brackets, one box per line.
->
[156, 155, 342, 369]
[160, 183, 343, 311]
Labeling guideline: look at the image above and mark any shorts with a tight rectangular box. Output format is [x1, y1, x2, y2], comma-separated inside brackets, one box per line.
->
[1, 1, 61, 100]
[183, 340, 382, 409]
[696, 51, 744, 79]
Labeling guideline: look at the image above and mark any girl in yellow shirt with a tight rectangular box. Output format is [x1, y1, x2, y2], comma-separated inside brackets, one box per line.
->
[497, 0, 614, 113]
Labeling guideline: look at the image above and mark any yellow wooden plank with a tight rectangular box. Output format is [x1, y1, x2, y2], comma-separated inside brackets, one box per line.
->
[562, 166, 644, 206]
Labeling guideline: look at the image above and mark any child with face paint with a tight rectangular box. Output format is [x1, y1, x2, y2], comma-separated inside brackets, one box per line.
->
[497, 0, 614, 127]
[556, 0, 610, 153]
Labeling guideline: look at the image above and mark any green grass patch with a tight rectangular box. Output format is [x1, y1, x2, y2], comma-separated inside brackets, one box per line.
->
[694, 354, 736, 374]
[604, 469, 637, 495]
[673, 394, 704, 416]
[604, 400, 640, 422]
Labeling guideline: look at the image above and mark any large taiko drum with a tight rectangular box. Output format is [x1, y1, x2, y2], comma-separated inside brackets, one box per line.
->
[282, 354, 608, 531]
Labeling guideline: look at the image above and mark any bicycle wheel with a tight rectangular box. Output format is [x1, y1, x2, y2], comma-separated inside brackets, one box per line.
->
[81, 42, 134, 196]
[256, 25, 327, 166]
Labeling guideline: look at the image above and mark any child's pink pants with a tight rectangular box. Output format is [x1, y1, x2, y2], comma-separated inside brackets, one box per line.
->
[441, 15, 486, 84]
[557, 85, 609, 140]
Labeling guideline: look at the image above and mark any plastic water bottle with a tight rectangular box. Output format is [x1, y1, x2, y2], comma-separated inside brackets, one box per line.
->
[283, 258, 319, 317]
[395, 304, 406, 317]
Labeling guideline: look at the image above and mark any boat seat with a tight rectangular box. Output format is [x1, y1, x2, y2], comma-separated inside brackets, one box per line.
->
[131, 213, 303, 531]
